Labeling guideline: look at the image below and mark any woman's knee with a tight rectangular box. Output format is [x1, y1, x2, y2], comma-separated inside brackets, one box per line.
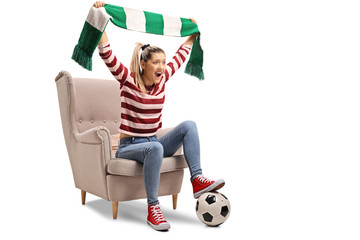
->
[145, 142, 164, 159]
[181, 120, 197, 131]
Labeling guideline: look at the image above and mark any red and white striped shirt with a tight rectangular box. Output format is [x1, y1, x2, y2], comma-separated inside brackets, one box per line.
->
[98, 42, 191, 137]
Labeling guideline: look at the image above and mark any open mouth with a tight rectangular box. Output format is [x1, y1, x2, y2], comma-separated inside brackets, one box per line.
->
[155, 71, 162, 77]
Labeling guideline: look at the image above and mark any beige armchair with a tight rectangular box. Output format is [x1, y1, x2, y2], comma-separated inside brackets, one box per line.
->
[55, 71, 187, 219]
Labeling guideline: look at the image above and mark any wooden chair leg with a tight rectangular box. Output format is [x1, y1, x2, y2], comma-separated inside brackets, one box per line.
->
[172, 194, 178, 210]
[81, 190, 86, 205]
[112, 201, 118, 219]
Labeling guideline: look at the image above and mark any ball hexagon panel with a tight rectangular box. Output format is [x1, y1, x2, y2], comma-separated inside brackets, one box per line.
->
[205, 194, 217, 205]
[202, 212, 213, 222]
[220, 205, 229, 217]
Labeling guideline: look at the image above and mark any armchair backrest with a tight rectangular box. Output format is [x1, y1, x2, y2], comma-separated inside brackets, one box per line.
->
[56, 71, 121, 135]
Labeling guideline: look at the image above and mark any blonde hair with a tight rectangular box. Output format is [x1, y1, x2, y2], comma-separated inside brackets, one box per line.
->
[130, 42, 165, 93]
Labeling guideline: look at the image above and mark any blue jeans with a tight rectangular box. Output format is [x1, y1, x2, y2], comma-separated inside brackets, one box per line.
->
[115, 121, 203, 205]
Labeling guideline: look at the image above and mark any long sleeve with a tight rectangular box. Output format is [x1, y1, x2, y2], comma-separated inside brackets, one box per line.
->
[164, 44, 192, 82]
[98, 41, 130, 87]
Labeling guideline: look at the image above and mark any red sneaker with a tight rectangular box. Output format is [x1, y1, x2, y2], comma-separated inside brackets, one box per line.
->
[192, 175, 225, 198]
[147, 204, 171, 231]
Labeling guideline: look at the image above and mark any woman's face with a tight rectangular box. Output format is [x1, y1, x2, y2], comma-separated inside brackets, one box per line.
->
[141, 52, 166, 86]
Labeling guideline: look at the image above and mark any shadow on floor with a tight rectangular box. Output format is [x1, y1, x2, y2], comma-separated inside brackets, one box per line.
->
[85, 199, 201, 226]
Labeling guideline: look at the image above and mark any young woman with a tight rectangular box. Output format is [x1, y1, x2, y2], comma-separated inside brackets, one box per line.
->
[94, 1, 225, 231]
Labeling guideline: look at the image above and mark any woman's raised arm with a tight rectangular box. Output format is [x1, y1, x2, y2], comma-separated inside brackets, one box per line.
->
[93, 1, 108, 45]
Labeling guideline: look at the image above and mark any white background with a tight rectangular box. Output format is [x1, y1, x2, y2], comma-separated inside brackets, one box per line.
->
[1, 0, 359, 239]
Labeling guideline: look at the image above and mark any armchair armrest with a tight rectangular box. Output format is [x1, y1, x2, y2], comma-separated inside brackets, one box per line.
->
[75, 126, 111, 144]
[70, 126, 113, 200]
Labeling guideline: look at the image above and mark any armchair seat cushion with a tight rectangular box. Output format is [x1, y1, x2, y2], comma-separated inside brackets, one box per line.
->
[107, 155, 187, 176]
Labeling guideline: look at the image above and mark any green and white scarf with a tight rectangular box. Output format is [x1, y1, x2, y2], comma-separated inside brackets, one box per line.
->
[72, 4, 204, 80]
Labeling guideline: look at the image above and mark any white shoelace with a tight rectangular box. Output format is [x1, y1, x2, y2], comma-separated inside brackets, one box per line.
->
[150, 205, 166, 223]
[197, 175, 212, 184]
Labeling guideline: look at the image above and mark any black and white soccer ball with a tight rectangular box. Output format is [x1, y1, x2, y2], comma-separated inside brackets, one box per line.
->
[196, 191, 231, 226]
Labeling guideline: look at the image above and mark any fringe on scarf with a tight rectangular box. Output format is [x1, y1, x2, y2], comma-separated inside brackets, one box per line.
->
[71, 45, 92, 71]
[185, 62, 204, 80]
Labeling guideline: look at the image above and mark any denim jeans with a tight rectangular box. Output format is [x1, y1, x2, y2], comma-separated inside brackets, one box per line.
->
[115, 120, 203, 205]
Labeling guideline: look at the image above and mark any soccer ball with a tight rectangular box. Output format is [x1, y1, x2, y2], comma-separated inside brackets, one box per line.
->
[195, 191, 231, 226]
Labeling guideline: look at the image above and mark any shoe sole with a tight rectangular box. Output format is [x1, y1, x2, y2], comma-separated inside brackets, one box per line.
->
[194, 179, 225, 198]
[147, 220, 171, 231]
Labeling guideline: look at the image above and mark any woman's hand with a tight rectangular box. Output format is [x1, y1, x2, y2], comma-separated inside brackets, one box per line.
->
[93, 1, 105, 8]
[189, 18, 197, 25]
[184, 18, 198, 46]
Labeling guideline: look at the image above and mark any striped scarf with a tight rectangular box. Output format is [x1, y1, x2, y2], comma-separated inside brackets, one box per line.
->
[71, 4, 204, 80]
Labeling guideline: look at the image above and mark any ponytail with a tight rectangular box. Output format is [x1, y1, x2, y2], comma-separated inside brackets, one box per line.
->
[130, 42, 146, 93]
